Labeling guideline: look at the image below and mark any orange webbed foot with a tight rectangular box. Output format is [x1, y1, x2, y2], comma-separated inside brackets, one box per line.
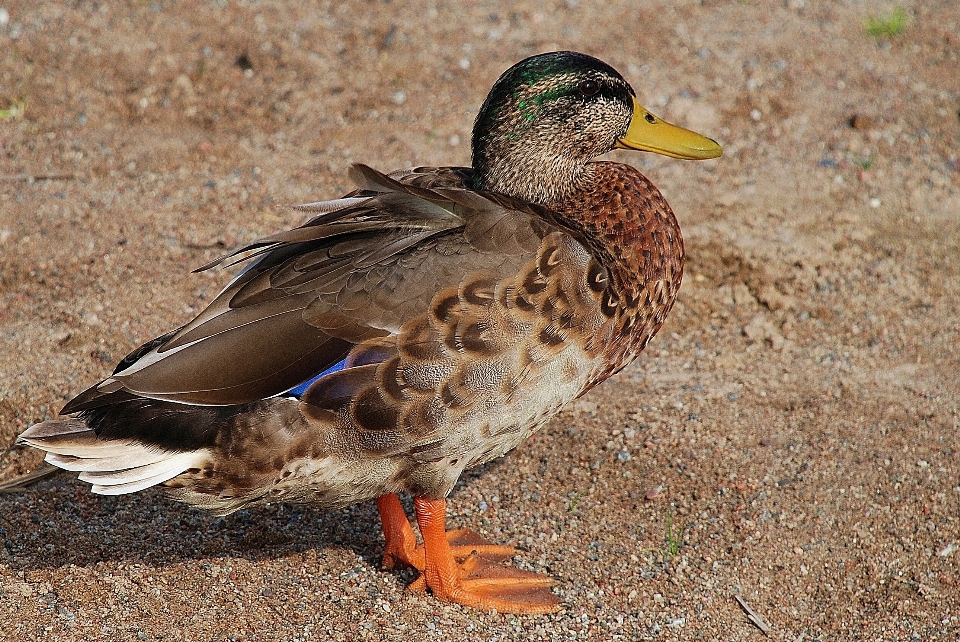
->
[445, 527, 520, 563]
[376, 494, 560, 614]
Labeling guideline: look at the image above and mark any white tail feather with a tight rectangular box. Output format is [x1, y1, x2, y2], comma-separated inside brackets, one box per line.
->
[46, 448, 175, 472]
[22, 419, 210, 496]
[21, 435, 155, 459]
[80, 451, 209, 495]
[77, 451, 207, 486]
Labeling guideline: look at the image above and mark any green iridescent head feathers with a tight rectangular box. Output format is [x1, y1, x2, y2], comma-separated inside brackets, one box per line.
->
[471, 52, 637, 204]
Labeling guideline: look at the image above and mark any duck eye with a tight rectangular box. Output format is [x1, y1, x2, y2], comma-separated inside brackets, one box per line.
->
[577, 79, 600, 97]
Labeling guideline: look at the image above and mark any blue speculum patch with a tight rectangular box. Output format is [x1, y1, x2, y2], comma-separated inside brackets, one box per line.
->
[284, 359, 347, 397]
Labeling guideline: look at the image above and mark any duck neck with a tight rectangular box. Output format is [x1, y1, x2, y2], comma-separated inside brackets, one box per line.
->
[472, 145, 597, 205]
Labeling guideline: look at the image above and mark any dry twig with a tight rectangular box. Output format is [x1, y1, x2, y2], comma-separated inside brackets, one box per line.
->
[735, 595, 771, 635]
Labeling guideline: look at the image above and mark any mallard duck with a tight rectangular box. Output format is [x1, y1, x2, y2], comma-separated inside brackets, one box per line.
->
[16, 51, 720, 613]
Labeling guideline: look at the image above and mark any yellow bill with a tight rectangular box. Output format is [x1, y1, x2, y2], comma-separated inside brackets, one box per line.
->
[615, 97, 722, 160]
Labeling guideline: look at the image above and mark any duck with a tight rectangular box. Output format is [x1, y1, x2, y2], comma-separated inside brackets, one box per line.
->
[15, 51, 720, 614]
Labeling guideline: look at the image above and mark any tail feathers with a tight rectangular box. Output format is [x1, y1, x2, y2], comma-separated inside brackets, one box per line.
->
[78, 451, 208, 495]
[46, 449, 177, 472]
[20, 421, 152, 459]
[18, 419, 208, 496]
[18, 418, 90, 438]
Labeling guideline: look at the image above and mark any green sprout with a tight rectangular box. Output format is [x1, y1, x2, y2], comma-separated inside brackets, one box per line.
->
[865, 6, 908, 38]
[638, 511, 684, 561]
[0, 100, 26, 121]
[664, 510, 682, 557]
[567, 488, 587, 512]
[848, 151, 877, 171]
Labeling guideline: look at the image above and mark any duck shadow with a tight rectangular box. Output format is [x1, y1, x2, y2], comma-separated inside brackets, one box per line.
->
[0, 458, 508, 574]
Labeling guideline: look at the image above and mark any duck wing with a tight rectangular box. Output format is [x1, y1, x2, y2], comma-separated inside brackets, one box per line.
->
[62, 165, 557, 411]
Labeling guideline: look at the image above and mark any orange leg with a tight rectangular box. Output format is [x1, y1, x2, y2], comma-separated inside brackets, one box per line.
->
[376, 493, 518, 571]
[376, 493, 424, 571]
[412, 496, 561, 614]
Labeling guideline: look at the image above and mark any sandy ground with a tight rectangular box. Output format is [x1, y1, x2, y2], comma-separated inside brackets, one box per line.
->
[1, 1, 959, 640]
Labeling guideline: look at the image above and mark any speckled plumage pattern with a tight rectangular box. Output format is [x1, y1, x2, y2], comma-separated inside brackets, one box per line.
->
[21, 160, 682, 516]
[16, 51, 719, 613]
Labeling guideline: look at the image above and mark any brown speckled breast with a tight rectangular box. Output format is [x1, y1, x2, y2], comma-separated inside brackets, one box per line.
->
[552, 161, 684, 385]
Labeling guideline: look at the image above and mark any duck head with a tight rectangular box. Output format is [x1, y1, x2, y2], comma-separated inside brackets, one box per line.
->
[471, 51, 721, 204]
